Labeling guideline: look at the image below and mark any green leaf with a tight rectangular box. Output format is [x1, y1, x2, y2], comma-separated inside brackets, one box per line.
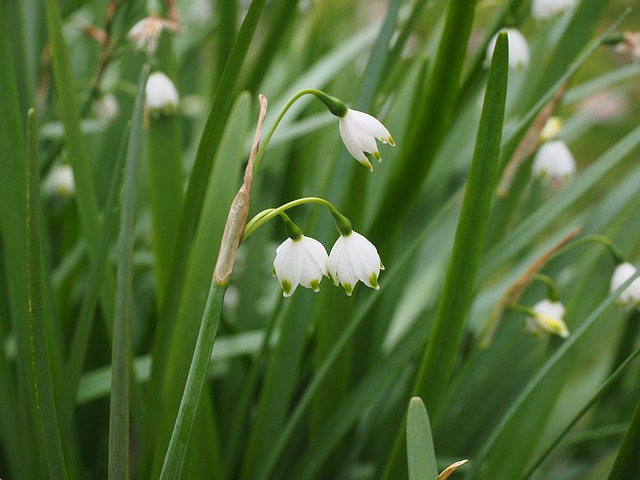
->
[407, 397, 438, 480]
[108, 64, 150, 480]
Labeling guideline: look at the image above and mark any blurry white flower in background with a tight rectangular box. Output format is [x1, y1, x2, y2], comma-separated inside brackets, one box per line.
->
[532, 140, 576, 186]
[526, 299, 570, 338]
[486, 28, 530, 70]
[44, 165, 75, 197]
[93, 93, 119, 123]
[610, 262, 640, 309]
[614, 31, 640, 62]
[328, 231, 383, 296]
[532, 0, 576, 21]
[273, 236, 329, 297]
[338, 109, 395, 172]
[146, 72, 180, 117]
[540, 116, 563, 141]
[127, 15, 180, 54]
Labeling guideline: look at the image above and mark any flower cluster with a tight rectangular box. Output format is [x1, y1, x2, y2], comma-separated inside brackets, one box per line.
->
[273, 228, 383, 297]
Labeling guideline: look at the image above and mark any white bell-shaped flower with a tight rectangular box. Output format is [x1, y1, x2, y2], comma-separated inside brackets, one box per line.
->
[338, 109, 395, 172]
[93, 93, 120, 123]
[532, 140, 576, 186]
[146, 72, 180, 117]
[273, 235, 329, 297]
[610, 262, 640, 308]
[486, 28, 530, 70]
[526, 299, 569, 338]
[44, 164, 75, 197]
[328, 230, 383, 296]
[532, 0, 575, 21]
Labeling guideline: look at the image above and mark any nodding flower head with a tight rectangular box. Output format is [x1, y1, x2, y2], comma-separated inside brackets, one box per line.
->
[525, 299, 570, 339]
[45, 164, 75, 198]
[610, 262, 640, 309]
[532, 0, 576, 21]
[328, 230, 383, 296]
[273, 235, 329, 297]
[486, 28, 530, 71]
[532, 140, 576, 187]
[146, 72, 180, 117]
[338, 109, 395, 172]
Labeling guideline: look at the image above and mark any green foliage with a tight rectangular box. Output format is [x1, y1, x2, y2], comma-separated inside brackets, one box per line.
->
[1, 1, 640, 479]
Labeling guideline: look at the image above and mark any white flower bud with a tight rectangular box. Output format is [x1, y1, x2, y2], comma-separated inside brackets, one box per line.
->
[44, 165, 75, 197]
[328, 231, 383, 296]
[146, 72, 180, 117]
[273, 235, 329, 297]
[532, 140, 576, 186]
[610, 262, 640, 309]
[532, 0, 576, 21]
[526, 300, 569, 338]
[486, 28, 530, 71]
[338, 109, 395, 172]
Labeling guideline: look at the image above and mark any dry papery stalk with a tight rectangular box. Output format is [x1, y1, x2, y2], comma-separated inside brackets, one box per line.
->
[497, 78, 570, 197]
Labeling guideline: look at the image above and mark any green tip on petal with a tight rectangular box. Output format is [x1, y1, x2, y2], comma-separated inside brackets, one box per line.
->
[387, 135, 395, 146]
[344, 283, 353, 296]
[369, 273, 379, 290]
[310, 279, 320, 292]
[328, 271, 338, 286]
[373, 151, 381, 162]
[359, 159, 373, 172]
[380, 260, 385, 270]
[281, 279, 292, 296]
[272, 266, 277, 277]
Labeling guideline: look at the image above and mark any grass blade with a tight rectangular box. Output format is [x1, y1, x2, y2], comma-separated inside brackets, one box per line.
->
[407, 397, 438, 480]
[26, 108, 68, 479]
[107, 64, 149, 480]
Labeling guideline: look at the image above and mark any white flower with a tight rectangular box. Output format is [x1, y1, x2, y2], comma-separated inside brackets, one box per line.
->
[146, 72, 180, 117]
[486, 28, 530, 70]
[338, 109, 395, 172]
[328, 231, 383, 296]
[273, 236, 329, 297]
[127, 15, 180, 54]
[526, 300, 569, 338]
[93, 93, 119, 123]
[614, 31, 640, 62]
[532, 140, 576, 186]
[44, 165, 75, 197]
[610, 262, 640, 308]
[532, 0, 575, 21]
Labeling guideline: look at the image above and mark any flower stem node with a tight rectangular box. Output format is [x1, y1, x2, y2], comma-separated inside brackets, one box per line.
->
[532, 140, 576, 186]
[328, 230, 383, 296]
[486, 28, 530, 71]
[525, 300, 570, 339]
[273, 235, 329, 297]
[338, 109, 395, 172]
[146, 72, 180, 118]
[610, 262, 640, 309]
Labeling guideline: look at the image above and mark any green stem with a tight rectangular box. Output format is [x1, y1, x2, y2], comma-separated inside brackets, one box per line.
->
[553, 234, 626, 264]
[533, 274, 560, 302]
[243, 196, 342, 240]
[252, 88, 346, 174]
[159, 280, 228, 479]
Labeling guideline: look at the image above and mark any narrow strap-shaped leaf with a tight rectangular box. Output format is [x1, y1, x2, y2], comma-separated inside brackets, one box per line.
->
[607, 392, 640, 479]
[26, 108, 68, 479]
[107, 64, 149, 480]
[407, 397, 438, 480]
[382, 31, 509, 479]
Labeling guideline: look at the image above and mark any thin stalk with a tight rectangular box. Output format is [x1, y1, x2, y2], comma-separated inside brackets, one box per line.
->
[108, 64, 150, 480]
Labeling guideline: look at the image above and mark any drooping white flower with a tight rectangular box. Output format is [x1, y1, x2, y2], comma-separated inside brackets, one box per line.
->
[146, 72, 180, 117]
[486, 28, 530, 70]
[525, 299, 569, 338]
[532, 140, 576, 186]
[44, 165, 75, 197]
[338, 109, 395, 172]
[532, 0, 576, 21]
[93, 93, 120, 123]
[273, 235, 329, 297]
[328, 230, 383, 296]
[127, 15, 180, 54]
[610, 262, 640, 308]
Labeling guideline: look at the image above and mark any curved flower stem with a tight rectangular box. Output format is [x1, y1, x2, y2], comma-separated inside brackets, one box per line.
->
[553, 234, 626, 264]
[532, 273, 560, 302]
[252, 88, 346, 174]
[243, 196, 342, 240]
